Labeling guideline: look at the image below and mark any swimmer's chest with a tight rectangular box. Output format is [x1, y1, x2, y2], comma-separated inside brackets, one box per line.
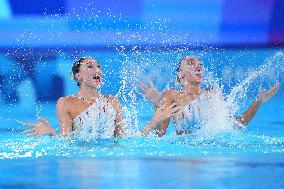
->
[67, 100, 95, 119]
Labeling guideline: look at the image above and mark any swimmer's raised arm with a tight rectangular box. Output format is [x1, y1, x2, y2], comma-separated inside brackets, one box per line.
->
[236, 83, 280, 126]
[138, 78, 178, 137]
[137, 77, 164, 108]
[153, 89, 177, 137]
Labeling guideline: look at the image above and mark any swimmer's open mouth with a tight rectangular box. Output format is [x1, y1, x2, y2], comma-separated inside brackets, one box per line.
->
[93, 75, 101, 82]
[195, 67, 203, 78]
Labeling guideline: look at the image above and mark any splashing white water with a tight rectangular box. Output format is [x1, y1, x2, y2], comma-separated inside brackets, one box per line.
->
[196, 87, 236, 135]
[195, 51, 284, 135]
[227, 51, 284, 113]
[116, 51, 284, 136]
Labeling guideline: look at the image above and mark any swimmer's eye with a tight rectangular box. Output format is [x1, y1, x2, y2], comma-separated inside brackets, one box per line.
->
[199, 62, 203, 66]
[97, 64, 101, 68]
[186, 60, 194, 65]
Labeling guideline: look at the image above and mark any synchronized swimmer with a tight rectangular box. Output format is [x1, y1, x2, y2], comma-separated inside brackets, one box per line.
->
[138, 56, 280, 136]
[24, 56, 280, 138]
[24, 57, 180, 137]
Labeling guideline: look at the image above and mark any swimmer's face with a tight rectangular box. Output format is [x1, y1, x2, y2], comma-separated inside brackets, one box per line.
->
[178, 56, 204, 85]
[76, 57, 103, 88]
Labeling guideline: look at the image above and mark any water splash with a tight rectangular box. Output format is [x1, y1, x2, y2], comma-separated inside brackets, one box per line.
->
[196, 87, 237, 135]
[1, 7, 283, 146]
[115, 49, 284, 136]
[227, 51, 284, 113]
[193, 51, 284, 135]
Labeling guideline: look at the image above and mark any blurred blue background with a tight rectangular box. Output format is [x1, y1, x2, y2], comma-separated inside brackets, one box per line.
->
[0, 0, 284, 48]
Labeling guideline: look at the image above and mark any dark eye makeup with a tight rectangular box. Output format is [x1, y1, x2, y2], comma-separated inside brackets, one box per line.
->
[86, 61, 101, 69]
[186, 60, 194, 65]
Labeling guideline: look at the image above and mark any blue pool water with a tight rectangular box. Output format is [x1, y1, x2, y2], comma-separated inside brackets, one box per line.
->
[1, 96, 284, 188]
[0, 48, 284, 188]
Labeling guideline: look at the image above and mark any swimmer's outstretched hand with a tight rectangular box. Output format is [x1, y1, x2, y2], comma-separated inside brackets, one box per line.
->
[151, 103, 181, 124]
[257, 83, 281, 104]
[138, 77, 164, 107]
[23, 117, 57, 137]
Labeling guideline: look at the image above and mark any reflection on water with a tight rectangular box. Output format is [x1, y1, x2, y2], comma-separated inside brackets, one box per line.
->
[0, 155, 283, 189]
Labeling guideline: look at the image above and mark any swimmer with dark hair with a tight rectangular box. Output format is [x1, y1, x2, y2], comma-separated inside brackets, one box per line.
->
[138, 56, 280, 137]
[24, 57, 181, 137]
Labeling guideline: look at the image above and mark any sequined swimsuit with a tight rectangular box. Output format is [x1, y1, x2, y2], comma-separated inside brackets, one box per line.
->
[172, 98, 200, 134]
[72, 95, 117, 139]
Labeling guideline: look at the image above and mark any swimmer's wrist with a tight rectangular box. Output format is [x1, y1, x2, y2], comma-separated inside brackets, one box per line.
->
[255, 97, 264, 105]
[150, 116, 161, 125]
[154, 101, 163, 109]
[152, 101, 160, 109]
[141, 122, 155, 136]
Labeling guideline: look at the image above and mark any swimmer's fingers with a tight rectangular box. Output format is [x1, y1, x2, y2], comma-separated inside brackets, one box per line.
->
[24, 122, 39, 127]
[22, 128, 35, 134]
[147, 77, 162, 95]
[140, 93, 153, 101]
[25, 129, 38, 136]
[37, 117, 50, 124]
[147, 77, 156, 89]
[158, 102, 176, 111]
[164, 102, 179, 111]
[27, 133, 37, 137]
[137, 82, 149, 92]
[259, 83, 281, 104]
[162, 103, 180, 115]
[168, 104, 181, 115]
[139, 92, 148, 98]
[154, 104, 180, 121]
[269, 82, 280, 95]
[170, 106, 181, 114]
[24, 116, 50, 127]
[261, 83, 280, 96]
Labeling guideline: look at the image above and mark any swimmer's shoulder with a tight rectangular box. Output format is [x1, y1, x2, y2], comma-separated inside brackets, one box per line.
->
[56, 96, 79, 109]
[55, 96, 73, 114]
[58, 95, 78, 103]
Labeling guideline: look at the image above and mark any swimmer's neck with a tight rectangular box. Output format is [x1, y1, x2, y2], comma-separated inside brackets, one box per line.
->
[77, 84, 100, 100]
[182, 83, 201, 96]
